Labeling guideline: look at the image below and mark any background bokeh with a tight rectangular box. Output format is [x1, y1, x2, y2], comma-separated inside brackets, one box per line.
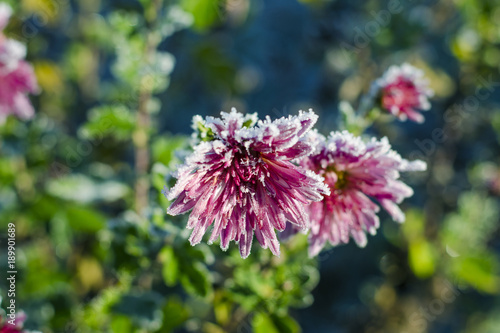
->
[1, 0, 500, 332]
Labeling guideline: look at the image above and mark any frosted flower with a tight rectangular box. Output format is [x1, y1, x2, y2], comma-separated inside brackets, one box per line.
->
[0, 4, 39, 123]
[299, 130, 426, 257]
[371, 63, 433, 123]
[164, 108, 330, 258]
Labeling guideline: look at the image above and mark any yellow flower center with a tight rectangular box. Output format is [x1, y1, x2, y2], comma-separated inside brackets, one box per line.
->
[325, 165, 348, 190]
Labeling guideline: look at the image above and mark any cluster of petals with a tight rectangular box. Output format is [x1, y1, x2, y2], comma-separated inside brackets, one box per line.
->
[371, 63, 433, 123]
[0, 3, 39, 123]
[164, 108, 330, 258]
[298, 130, 426, 257]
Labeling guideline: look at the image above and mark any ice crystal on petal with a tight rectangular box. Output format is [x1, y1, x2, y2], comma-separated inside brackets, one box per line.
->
[371, 63, 433, 123]
[165, 108, 330, 258]
[298, 131, 426, 257]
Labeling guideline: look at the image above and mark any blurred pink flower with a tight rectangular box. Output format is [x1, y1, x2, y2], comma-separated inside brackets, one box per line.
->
[371, 63, 433, 123]
[164, 109, 329, 258]
[299, 130, 426, 257]
[0, 311, 27, 333]
[0, 3, 39, 123]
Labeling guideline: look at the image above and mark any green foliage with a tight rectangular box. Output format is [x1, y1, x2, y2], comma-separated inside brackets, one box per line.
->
[158, 296, 191, 332]
[79, 105, 136, 141]
[112, 292, 164, 330]
[160, 243, 213, 298]
[3, 1, 500, 332]
[408, 238, 437, 279]
[152, 135, 188, 166]
[227, 235, 319, 315]
[159, 246, 179, 286]
[442, 192, 499, 255]
[181, 0, 222, 31]
[46, 173, 129, 203]
[193, 117, 216, 142]
[441, 192, 500, 293]
[253, 312, 301, 333]
[401, 210, 437, 279]
[492, 109, 500, 143]
[399, 191, 500, 294]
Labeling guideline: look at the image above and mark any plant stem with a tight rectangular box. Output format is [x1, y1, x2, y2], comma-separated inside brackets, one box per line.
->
[133, 0, 162, 215]
[134, 91, 151, 215]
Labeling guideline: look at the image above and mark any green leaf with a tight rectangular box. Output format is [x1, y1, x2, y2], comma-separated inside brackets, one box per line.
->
[152, 135, 188, 166]
[179, 261, 212, 298]
[442, 192, 499, 254]
[111, 35, 146, 89]
[65, 43, 96, 83]
[65, 206, 106, 233]
[408, 238, 436, 279]
[270, 314, 301, 333]
[338, 101, 367, 135]
[401, 209, 426, 241]
[181, 0, 221, 31]
[213, 291, 232, 326]
[108, 11, 140, 35]
[111, 315, 133, 333]
[253, 312, 280, 333]
[80, 105, 136, 141]
[46, 174, 129, 204]
[50, 212, 73, 257]
[242, 118, 255, 128]
[157, 296, 191, 333]
[193, 118, 215, 142]
[451, 254, 500, 294]
[160, 5, 194, 37]
[112, 293, 164, 330]
[160, 246, 179, 286]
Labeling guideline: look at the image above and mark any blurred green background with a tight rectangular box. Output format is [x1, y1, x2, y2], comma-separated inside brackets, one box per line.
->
[1, 0, 500, 332]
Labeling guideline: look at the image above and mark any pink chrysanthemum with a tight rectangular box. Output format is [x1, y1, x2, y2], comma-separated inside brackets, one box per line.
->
[298, 130, 426, 257]
[0, 311, 27, 333]
[0, 3, 39, 123]
[164, 108, 330, 258]
[371, 63, 433, 123]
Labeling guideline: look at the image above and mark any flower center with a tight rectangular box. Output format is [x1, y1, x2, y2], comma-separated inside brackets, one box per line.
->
[334, 170, 348, 190]
[325, 165, 348, 190]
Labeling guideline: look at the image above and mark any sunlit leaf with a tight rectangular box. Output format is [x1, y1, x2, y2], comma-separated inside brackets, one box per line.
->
[160, 246, 179, 286]
[408, 238, 436, 279]
[451, 254, 500, 294]
[253, 312, 280, 333]
[181, 0, 221, 31]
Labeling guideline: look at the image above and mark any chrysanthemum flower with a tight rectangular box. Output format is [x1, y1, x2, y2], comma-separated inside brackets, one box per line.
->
[371, 63, 433, 123]
[0, 311, 27, 333]
[298, 130, 426, 257]
[0, 3, 39, 123]
[164, 109, 330, 258]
